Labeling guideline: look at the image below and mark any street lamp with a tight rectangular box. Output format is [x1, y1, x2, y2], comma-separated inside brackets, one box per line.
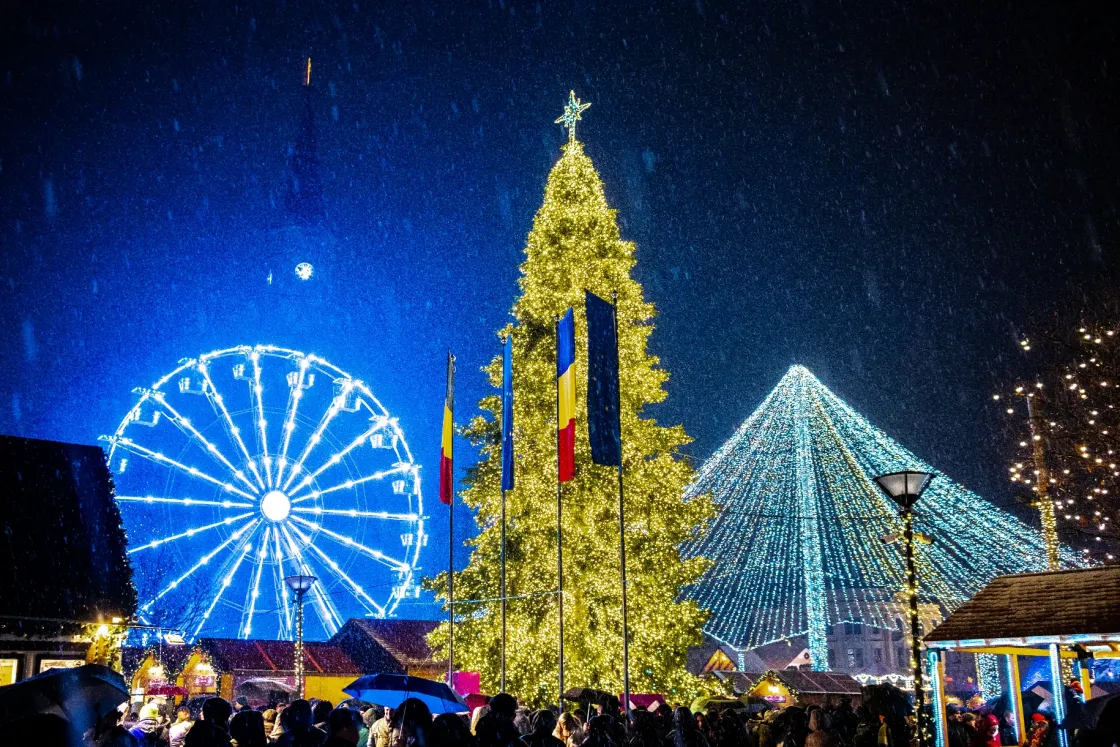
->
[875, 470, 934, 746]
[284, 574, 318, 699]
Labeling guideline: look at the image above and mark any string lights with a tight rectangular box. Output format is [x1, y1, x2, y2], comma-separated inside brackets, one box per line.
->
[1000, 325, 1120, 562]
[684, 365, 1078, 661]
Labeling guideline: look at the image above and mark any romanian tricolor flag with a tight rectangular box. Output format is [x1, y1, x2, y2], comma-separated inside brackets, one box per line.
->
[439, 352, 455, 505]
[557, 308, 576, 482]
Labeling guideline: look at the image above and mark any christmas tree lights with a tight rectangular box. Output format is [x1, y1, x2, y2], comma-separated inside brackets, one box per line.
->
[684, 365, 1077, 665]
[425, 96, 714, 706]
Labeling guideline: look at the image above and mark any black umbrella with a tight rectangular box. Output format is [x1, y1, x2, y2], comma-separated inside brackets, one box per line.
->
[562, 688, 614, 707]
[0, 664, 128, 731]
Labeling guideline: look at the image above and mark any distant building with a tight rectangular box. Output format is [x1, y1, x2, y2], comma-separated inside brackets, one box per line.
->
[0, 435, 135, 684]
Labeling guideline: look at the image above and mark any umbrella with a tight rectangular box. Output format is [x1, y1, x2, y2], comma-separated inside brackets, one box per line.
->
[0, 663, 128, 731]
[562, 688, 613, 706]
[343, 673, 467, 714]
[690, 695, 743, 713]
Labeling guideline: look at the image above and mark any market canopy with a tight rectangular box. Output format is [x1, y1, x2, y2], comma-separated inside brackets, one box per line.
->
[925, 566, 1120, 648]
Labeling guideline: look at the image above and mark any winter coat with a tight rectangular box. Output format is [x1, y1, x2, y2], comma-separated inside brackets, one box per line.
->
[182, 720, 233, 747]
[130, 717, 170, 747]
[170, 720, 194, 747]
[275, 726, 328, 747]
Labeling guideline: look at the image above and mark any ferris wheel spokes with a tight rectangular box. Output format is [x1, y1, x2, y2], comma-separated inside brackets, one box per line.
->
[103, 436, 258, 502]
[289, 463, 413, 504]
[194, 541, 255, 640]
[197, 362, 267, 491]
[127, 513, 256, 554]
[115, 495, 255, 509]
[279, 525, 344, 634]
[141, 518, 260, 613]
[289, 515, 409, 573]
[146, 391, 261, 495]
[281, 382, 354, 493]
[239, 525, 272, 638]
[286, 523, 386, 617]
[287, 422, 384, 496]
[275, 358, 314, 487]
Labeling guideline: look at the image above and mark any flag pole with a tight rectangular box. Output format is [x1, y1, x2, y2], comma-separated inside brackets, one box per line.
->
[447, 352, 455, 688]
[611, 295, 631, 721]
[555, 316, 566, 709]
[500, 492, 507, 692]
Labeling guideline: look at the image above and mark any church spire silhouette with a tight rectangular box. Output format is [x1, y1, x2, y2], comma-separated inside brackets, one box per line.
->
[285, 58, 325, 222]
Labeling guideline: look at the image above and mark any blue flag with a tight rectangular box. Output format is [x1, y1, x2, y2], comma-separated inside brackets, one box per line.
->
[586, 291, 621, 466]
[501, 335, 515, 491]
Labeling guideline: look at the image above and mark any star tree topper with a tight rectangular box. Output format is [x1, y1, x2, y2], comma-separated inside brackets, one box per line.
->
[555, 90, 591, 143]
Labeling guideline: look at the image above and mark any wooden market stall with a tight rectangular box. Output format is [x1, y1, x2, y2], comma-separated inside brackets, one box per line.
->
[721, 669, 863, 708]
[924, 567, 1120, 747]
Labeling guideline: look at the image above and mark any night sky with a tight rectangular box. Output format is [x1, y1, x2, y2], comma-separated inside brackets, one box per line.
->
[2, 1, 1119, 620]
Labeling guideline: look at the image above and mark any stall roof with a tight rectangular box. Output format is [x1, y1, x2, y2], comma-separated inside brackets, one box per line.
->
[925, 567, 1120, 646]
[722, 669, 862, 696]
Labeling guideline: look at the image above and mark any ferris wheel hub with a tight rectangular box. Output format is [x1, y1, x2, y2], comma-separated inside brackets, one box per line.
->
[260, 490, 292, 522]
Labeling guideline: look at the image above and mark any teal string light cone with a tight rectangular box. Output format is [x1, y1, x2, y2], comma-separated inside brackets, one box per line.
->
[683, 365, 1076, 667]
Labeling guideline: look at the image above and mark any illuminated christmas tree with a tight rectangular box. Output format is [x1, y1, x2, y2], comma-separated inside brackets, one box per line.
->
[684, 365, 1077, 670]
[426, 93, 714, 705]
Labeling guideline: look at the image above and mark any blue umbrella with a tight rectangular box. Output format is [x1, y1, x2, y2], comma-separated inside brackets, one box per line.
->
[343, 673, 468, 714]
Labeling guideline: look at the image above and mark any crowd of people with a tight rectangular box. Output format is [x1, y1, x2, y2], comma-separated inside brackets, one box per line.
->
[19, 680, 1110, 747]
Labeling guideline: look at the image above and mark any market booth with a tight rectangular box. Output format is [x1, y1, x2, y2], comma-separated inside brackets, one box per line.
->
[720, 669, 863, 708]
[924, 567, 1120, 747]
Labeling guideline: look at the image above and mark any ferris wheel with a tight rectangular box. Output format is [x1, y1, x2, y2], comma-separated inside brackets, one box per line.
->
[103, 344, 426, 641]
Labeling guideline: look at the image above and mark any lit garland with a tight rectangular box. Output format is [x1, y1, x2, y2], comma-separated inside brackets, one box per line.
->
[684, 366, 1079, 661]
[425, 96, 715, 706]
[975, 653, 1001, 700]
[999, 325, 1120, 563]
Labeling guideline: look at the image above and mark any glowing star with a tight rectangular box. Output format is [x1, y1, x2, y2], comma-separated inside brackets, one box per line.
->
[295, 262, 313, 281]
[554, 90, 591, 143]
[103, 345, 425, 642]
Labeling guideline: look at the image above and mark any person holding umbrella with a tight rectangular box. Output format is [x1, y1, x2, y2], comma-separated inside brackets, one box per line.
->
[474, 693, 520, 747]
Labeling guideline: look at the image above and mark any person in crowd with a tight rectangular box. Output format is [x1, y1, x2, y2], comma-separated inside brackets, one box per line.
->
[1024, 713, 1054, 747]
[432, 712, 476, 747]
[183, 697, 234, 747]
[170, 706, 195, 747]
[370, 706, 395, 747]
[322, 708, 361, 747]
[522, 709, 563, 747]
[972, 713, 1000, 747]
[391, 698, 434, 746]
[876, 713, 890, 747]
[960, 712, 978, 743]
[100, 728, 143, 747]
[355, 707, 373, 747]
[274, 700, 327, 747]
[625, 710, 660, 747]
[261, 709, 277, 741]
[476, 693, 523, 747]
[515, 708, 535, 737]
[554, 712, 585, 747]
[229, 710, 267, 747]
[996, 710, 1016, 746]
[129, 702, 170, 746]
[755, 710, 779, 747]
[234, 698, 251, 714]
[944, 706, 969, 747]
[312, 701, 335, 733]
[471, 706, 491, 738]
[668, 707, 708, 747]
[804, 709, 836, 747]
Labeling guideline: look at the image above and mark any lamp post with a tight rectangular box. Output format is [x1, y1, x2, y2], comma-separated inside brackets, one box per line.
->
[284, 574, 317, 699]
[875, 470, 934, 747]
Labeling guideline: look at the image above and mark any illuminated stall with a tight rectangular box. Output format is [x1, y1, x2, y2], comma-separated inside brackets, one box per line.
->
[924, 567, 1120, 747]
